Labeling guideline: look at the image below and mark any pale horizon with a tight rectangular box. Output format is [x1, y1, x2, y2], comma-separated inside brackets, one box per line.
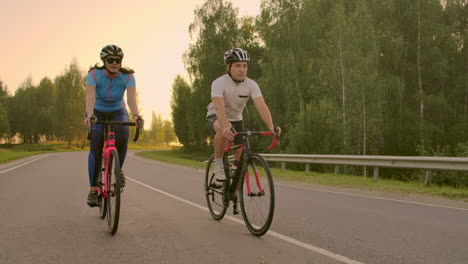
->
[1, 0, 261, 125]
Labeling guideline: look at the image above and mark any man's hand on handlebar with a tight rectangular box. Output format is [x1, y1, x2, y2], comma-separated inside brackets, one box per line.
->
[222, 125, 235, 141]
[270, 126, 281, 137]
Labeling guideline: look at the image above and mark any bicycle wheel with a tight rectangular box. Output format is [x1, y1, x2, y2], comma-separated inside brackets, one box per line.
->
[106, 149, 121, 235]
[240, 153, 275, 236]
[97, 169, 107, 219]
[204, 155, 227, 220]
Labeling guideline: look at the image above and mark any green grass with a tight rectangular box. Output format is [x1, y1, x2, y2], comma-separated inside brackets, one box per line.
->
[0, 142, 79, 164]
[136, 149, 468, 202]
[0, 141, 171, 164]
[137, 149, 208, 169]
[0, 140, 175, 165]
[0, 151, 46, 163]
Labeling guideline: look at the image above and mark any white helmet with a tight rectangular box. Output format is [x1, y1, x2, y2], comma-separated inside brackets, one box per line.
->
[224, 48, 250, 65]
[100, 44, 124, 60]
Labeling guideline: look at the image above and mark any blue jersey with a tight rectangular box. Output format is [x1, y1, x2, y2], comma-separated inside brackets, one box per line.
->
[86, 69, 136, 112]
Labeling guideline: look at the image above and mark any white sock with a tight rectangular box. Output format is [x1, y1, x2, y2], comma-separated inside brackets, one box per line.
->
[215, 158, 223, 169]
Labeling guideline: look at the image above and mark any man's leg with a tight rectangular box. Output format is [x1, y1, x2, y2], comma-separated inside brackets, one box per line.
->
[212, 120, 227, 182]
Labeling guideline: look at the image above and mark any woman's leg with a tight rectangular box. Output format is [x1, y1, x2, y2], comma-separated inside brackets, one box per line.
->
[89, 122, 104, 189]
[112, 109, 129, 168]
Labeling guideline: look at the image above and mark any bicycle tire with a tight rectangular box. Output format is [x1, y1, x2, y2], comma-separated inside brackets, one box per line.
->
[240, 153, 275, 236]
[205, 155, 228, 220]
[106, 149, 121, 235]
[97, 170, 107, 219]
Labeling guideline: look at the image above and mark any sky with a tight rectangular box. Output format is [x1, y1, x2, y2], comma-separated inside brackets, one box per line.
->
[0, 0, 261, 127]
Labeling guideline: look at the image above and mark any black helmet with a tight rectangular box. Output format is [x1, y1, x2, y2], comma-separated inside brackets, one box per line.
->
[224, 48, 250, 65]
[100, 44, 124, 60]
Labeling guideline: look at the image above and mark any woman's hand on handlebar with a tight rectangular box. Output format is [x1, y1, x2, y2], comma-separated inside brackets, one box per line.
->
[133, 115, 144, 129]
[84, 115, 97, 128]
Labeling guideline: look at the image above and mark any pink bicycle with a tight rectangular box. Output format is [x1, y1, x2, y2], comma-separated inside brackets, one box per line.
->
[87, 119, 141, 235]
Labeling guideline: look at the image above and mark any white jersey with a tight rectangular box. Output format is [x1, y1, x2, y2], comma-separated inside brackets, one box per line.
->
[206, 74, 262, 121]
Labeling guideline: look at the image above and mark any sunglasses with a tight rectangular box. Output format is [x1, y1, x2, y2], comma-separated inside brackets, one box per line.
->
[106, 58, 121, 64]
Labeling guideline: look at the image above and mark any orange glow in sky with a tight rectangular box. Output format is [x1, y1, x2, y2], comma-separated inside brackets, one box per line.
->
[1, 0, 261, 124]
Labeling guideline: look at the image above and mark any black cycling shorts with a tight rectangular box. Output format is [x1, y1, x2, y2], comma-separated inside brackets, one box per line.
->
[206, 114, 244, 145]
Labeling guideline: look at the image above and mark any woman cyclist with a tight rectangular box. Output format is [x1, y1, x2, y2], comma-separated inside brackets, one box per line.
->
[84, 44, 144, 207]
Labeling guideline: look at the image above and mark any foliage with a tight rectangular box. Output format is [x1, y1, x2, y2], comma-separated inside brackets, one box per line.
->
[170, 0, 467, 187]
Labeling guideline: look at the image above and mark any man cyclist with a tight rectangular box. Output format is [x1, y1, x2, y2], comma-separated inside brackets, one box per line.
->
[84, 44, 143, 207]
[206, 48, 280, 184]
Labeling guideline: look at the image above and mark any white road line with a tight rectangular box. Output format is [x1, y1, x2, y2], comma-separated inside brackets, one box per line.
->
[128, 177, 366, 264]
[131, 154, 468, 212]
[276, 183, 468, 212]
[0, 154, 52, 174]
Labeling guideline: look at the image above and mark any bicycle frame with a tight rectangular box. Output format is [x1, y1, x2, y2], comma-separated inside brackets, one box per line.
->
[99, 129, 117, 199]
[225, 131, 278, 199]
[87, 120, 141, 199]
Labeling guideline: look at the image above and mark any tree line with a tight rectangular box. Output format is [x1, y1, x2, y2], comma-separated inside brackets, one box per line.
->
[0, 59, 175, 147]
[171, 0, 466, 185]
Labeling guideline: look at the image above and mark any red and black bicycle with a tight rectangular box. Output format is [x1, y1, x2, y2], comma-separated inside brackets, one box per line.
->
[204, 128, 279, 236]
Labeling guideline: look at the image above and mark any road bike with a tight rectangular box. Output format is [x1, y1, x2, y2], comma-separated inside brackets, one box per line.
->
[204, 129, 279, 236]
[87, 119, 141, 235]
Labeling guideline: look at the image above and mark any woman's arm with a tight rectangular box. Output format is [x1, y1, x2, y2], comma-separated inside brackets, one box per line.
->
[126, 85, 144, 128]
[84, 84, 96, 127]
[126, 86, 139, 116]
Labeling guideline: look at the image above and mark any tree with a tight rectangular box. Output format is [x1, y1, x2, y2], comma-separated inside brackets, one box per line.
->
[34, 77, 56, 141]
[179, 0, 259, 149]
[8, 77, 36, 143]
[0, 81, 10, 140]
[54, 59, 86, 148]
[171, 75, 193, 147]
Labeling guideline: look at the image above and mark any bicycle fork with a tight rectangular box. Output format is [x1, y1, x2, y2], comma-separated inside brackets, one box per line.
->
[244, 161, 265, 197]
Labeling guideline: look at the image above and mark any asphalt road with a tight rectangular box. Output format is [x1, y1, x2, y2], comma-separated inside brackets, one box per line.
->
[1, 151, 467, 264]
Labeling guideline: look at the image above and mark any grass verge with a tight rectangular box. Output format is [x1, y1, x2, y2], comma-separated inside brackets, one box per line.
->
[136, 149, 468, 202]
[0, 142, 80, 164]
[0, 142, 170, 165]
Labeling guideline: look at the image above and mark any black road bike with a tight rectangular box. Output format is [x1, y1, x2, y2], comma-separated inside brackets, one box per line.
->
[204, 129, 279, 236]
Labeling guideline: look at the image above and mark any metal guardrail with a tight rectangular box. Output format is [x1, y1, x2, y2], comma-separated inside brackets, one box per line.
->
[260, 154, 468, 184]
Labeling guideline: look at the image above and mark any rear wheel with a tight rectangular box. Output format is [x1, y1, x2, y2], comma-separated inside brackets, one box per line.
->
[205, 155, 227, 220]
[97, 169, 107, 219]
[106, 149, 121, 235]
[240, 153, 275, 236]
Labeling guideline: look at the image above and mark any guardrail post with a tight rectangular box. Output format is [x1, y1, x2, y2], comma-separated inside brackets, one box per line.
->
[281, 161, 285, 170]
[305, 163, 310, 172]
[425, 170, 433, 185]
[373, 167, 379, 181]
[334, 166, 339, 174]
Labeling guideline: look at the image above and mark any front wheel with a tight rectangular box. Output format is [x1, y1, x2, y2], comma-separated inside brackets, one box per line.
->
[205, 155, 228, 220]
[240, 153, 275, 236]
[106, 149, 121, 235]
[97, 169, 107, 219]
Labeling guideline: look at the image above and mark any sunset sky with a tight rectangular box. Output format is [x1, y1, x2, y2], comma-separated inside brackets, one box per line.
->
[1, 0, 261, 125]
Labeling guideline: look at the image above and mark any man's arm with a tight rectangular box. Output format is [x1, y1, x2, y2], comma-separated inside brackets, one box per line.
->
[213, 97, 236, 140]
[253, 96, 274, 131]
[213, 97, 231, 129]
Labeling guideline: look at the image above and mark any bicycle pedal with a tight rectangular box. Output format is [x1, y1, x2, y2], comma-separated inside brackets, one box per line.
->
[210, 182, 224, 189]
